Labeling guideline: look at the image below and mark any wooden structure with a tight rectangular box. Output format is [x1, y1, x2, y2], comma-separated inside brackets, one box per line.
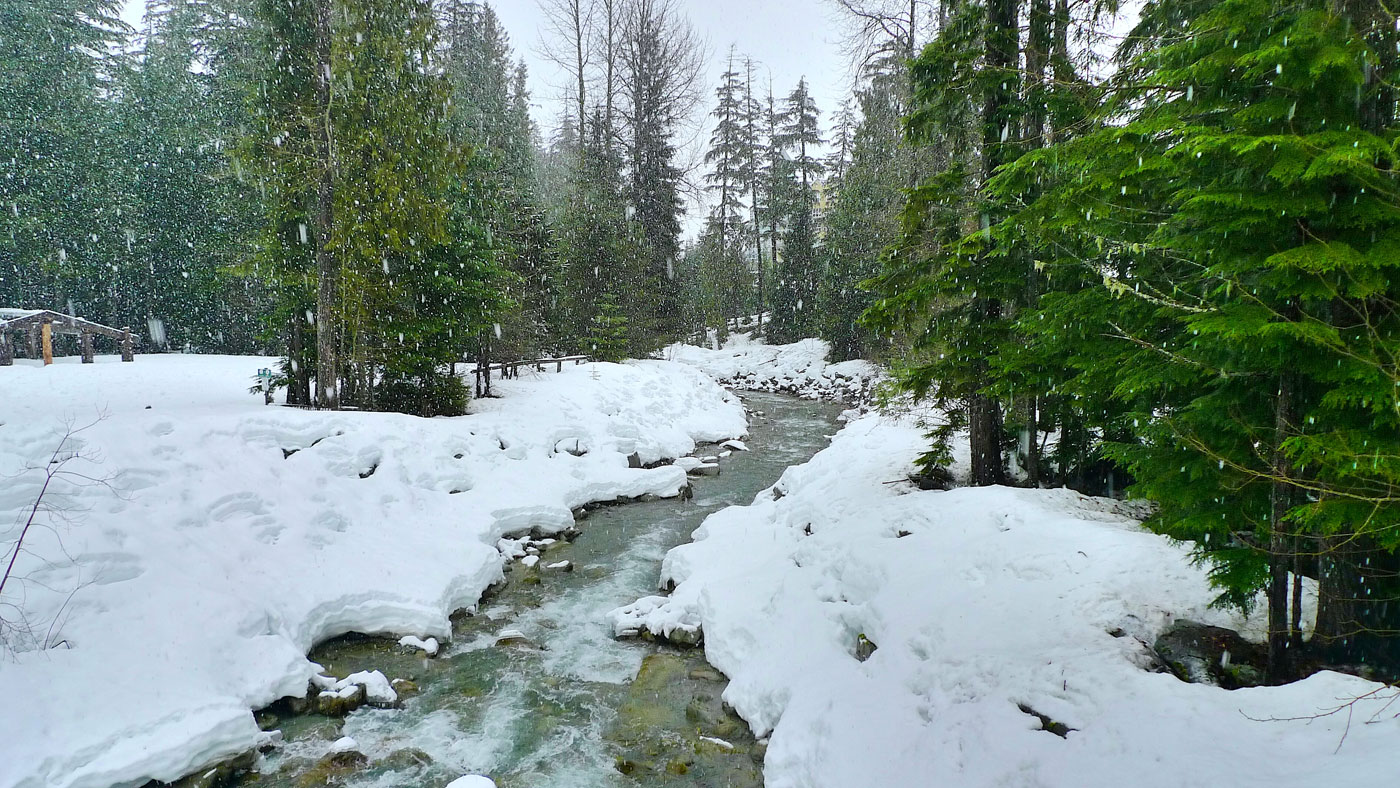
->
[0, 309, 136, 367]
[470, 354, 588, 397]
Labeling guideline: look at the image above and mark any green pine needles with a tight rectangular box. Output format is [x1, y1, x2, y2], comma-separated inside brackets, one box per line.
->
[867, 0, 1400, 678]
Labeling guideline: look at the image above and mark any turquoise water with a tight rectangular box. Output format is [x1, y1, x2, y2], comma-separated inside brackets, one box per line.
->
[240, 392, 844, 788]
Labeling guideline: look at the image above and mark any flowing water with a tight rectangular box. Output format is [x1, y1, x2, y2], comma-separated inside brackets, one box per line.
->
[238, 392, 844, 788]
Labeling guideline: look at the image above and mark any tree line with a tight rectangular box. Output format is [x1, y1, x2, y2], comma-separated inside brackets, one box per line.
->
[1, 0, 704, 413]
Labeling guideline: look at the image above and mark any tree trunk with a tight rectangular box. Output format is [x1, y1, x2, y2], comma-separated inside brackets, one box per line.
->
[1266, 373, 1295, 682]
[313, 0, 338, 410]
[289, 309, 311, 406]
[968, 394, 1004, 486]
[966, 0, 1017, 486]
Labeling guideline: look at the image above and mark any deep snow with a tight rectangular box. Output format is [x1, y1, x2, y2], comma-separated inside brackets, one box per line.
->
[663, 336, 881, 402]
[621, 341, 1400, 787]
[0, 354, 745, 788]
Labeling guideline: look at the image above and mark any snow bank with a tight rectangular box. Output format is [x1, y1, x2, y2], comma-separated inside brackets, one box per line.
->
[664, 336, 881, 402]
[0, 354, 744, 788]
[616, 412, 1400, 787]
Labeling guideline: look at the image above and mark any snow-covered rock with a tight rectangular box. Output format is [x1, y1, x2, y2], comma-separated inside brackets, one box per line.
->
[663, 336, 882, 403]
[0, 354, 745, 788]
[397, 635, 439, 656]
[445, 776, 496, 788]
[615, 410, 1400, 787]
[340, 670, 396, 706]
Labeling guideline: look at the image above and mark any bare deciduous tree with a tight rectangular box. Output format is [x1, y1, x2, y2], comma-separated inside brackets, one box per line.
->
[537, 0, 596, 133]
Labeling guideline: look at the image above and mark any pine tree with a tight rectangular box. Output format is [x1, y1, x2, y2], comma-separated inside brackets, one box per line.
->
[0, 0, 127, 320]
[994, 0, 1400, 677]
[619, 0, 702, 349]
[865, 0, 1021, 485]
[818, 66, 907, 361]
[701, 49, 751, 330]
[587, 292, 630, 362]
[768, 78, 823, 344]
[439, 4, 553, 360]
[117, 0, 266, 353]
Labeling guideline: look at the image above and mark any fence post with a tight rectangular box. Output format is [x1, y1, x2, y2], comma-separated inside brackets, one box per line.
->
[41, 321, 53, 366]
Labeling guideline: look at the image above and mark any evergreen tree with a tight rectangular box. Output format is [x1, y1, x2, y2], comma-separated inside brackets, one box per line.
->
[701, 50, 751, 330]
[991, 0, 1400, 676]
[118, 0, 266, 353]
[587, 292, 630, 363]
[768, 78, 823, 344]
[620, 0, 702, 349]
[818, 66, 908, 361]
[438, 3, 553, 360]
[0, 0, 127, 320]
[865, 0, 1022, 485]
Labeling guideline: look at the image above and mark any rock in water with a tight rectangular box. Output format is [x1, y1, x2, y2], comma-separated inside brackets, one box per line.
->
[445, 776, 496, 788]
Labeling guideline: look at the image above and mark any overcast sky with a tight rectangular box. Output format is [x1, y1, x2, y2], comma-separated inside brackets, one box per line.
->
[118, 0, 850, 134]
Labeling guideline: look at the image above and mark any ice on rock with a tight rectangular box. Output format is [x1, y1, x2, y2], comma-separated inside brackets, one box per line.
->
[329, 736, 359, 754]
[445, 776, 496, 788]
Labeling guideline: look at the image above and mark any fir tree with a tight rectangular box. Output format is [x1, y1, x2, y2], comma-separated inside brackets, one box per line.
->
[994, 0, 1400, 676]
[701, 49, 752, 330]
[768, 78, 823, 344]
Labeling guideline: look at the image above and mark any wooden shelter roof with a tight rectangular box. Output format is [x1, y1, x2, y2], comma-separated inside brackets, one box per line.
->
[0, 309, 132, 339]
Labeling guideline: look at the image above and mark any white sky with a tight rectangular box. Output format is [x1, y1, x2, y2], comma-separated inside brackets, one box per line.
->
[117, 0, 850, 143]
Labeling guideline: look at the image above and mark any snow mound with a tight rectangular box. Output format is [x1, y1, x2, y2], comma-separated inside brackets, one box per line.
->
[664, 337, 881, 402]
[0, 354, 744, 788]
[616, 411, 1400, 787]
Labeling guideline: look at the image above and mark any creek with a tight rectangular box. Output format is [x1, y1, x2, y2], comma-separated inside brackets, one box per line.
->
[237, 392, 844, 788]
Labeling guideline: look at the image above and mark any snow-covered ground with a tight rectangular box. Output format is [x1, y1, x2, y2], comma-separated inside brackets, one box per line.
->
[613, 411, 1400, 787]
[663, 336, 881, 403]
[0, 354, 745, 788]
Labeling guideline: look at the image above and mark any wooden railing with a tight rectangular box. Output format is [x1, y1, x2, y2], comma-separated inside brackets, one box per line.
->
[469, 355, 589, 397]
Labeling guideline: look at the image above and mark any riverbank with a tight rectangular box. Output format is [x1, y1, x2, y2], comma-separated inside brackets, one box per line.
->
[0, 355, 745, 788]
[232, 392, 844, 788]
[617, 408, 1400, 787]
[663, 336, 881, 403]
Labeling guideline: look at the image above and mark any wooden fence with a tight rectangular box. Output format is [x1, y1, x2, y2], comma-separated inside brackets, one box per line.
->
[470, 355, 589, 397]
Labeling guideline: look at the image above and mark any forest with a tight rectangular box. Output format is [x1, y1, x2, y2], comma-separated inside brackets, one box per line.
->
[4, 0, 1400, 692]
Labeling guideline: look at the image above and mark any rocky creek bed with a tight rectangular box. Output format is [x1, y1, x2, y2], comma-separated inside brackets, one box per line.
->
[209, 392, 844, 788]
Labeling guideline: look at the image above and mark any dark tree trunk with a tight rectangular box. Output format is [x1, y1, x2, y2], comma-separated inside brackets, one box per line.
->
[1266, 373, 1295, 682]
[968, 394, 1005, 486]
[1315, 536, 1400, 673]
[965, 0, 1017, 487]
[313, 0, 338, 410]
[289, 309, 312, 406]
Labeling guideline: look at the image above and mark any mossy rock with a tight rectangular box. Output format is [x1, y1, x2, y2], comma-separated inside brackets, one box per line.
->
[665, 758, 692, 775]
[296, 750, 368, 787]
[377, 748, 433, 771]
[151, 751, 256, 788]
